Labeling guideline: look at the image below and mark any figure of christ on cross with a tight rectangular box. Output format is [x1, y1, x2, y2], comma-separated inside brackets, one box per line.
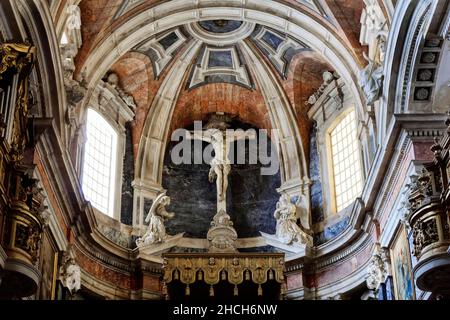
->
[186, 128, 256, 207]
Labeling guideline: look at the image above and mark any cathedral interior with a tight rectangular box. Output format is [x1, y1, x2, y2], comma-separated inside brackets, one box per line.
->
[0, 0, 450, 301]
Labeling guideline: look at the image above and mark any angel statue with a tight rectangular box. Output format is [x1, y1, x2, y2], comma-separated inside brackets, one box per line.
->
[274, 193, 311, 246]
[136, 193, 175, 247]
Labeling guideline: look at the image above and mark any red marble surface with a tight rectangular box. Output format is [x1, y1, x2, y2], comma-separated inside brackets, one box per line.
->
[75, 246, 132, 290]
[314, 241, 373, 287]
[286, 272, 303, 291]
[143, 274, 161, 292]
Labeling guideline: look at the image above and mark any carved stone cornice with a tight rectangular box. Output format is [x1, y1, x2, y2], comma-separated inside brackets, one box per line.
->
[305, 71, 341, 107]
[74, 238, 135, 274]
[314, 234, 372, 272]
[75, 233, 163, 277]
[398, 1, 432, 111]
[285, 231, 372, 273]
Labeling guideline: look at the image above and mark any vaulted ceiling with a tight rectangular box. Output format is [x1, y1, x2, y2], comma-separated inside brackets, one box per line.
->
[55, 0, 373, 164]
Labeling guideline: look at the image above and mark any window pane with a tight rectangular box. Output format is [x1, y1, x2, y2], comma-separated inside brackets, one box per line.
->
[330, 110, 362, 212]
[82, 109, 118, 216]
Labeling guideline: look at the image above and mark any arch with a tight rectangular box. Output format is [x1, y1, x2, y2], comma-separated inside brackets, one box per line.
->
[286, 50, 334, 157]
[74, 2, 366, 228]
[168, 83, 271, 138]
[133, 40, 201, 227]
[379, 0, 435, 142]
[15, 0, 67, 144]
[109, 52, 154, 158]
[78, 1, 365, 121]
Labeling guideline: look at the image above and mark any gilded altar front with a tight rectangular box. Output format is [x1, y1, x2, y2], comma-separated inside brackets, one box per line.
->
[162, 253, 286, 300]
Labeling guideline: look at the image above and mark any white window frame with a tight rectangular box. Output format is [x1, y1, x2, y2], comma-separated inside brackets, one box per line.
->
[79, 79, 135, 221]
[81, 108, 120, 217]
[326, 109, 364, 213]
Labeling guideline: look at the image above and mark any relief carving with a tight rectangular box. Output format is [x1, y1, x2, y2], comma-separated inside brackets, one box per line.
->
[412, 218, 439, 257]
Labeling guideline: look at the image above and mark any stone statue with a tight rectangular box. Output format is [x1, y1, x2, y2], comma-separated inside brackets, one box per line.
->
[366, 244, 387, 292]
[187, 119, 255, 204]
[65, 259, 81, 294]
[136, 193, 175, 247]
[187, 114, 255, 252]
[208, 129, 231, 201]
[59, 247, 81, 294]
[359, 52, 384, 106]
[66, 5, 82, 30]
[274, 193, 311, 246]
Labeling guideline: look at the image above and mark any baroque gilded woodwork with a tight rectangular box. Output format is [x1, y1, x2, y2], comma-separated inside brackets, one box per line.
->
[0, 43, 49, 297]
[162, 253, 285, 299]
[406, 113, 450, 297]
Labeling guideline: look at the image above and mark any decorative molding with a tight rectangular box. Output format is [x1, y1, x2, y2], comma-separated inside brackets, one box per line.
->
[134, 28, 187, 78]
[398, 2, 432, 111]
[113, 0, 144, 19]
[316, 257, 372, 299]
[373, 127, 442, 225]
[305, 71, 341, 106]
[162, 253, 285, 298]
[438, 5, 450, 40]
[286, 232, 372, 273]
[188, 44, 252, 89]
[95, 76, 136, 124]
[33, 170, 69, 252]
[74, 240, 136, 274]
[134, 39, 202, 226]
[315, 233, 372, 272]
[250, 25, 309, 78]
[79, 269, 132, 300]
[185, 21, 256, 46]
[80, 2, 364, 125]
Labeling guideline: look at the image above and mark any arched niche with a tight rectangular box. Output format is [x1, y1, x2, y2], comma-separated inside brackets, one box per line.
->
[161, 118, 280, 239]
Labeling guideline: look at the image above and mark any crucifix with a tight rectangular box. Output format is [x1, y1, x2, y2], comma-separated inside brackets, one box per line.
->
[186, 114, 255, 252]
[186, 121, 255, 212]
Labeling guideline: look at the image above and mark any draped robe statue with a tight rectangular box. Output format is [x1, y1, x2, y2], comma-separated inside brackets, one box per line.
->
[359, 50, 384, 106]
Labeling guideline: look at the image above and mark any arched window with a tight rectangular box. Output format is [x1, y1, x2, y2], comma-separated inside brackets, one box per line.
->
[82, 109, 118, 216]
[329, 110, 363, 212]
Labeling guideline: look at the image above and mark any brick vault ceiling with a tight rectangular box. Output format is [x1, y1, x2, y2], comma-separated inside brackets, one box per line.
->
[68, 0, 363, 153]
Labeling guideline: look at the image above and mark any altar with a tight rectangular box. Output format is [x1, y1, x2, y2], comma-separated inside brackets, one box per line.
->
[162, 253, 286, 300]
[135, 114, 310, 300]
